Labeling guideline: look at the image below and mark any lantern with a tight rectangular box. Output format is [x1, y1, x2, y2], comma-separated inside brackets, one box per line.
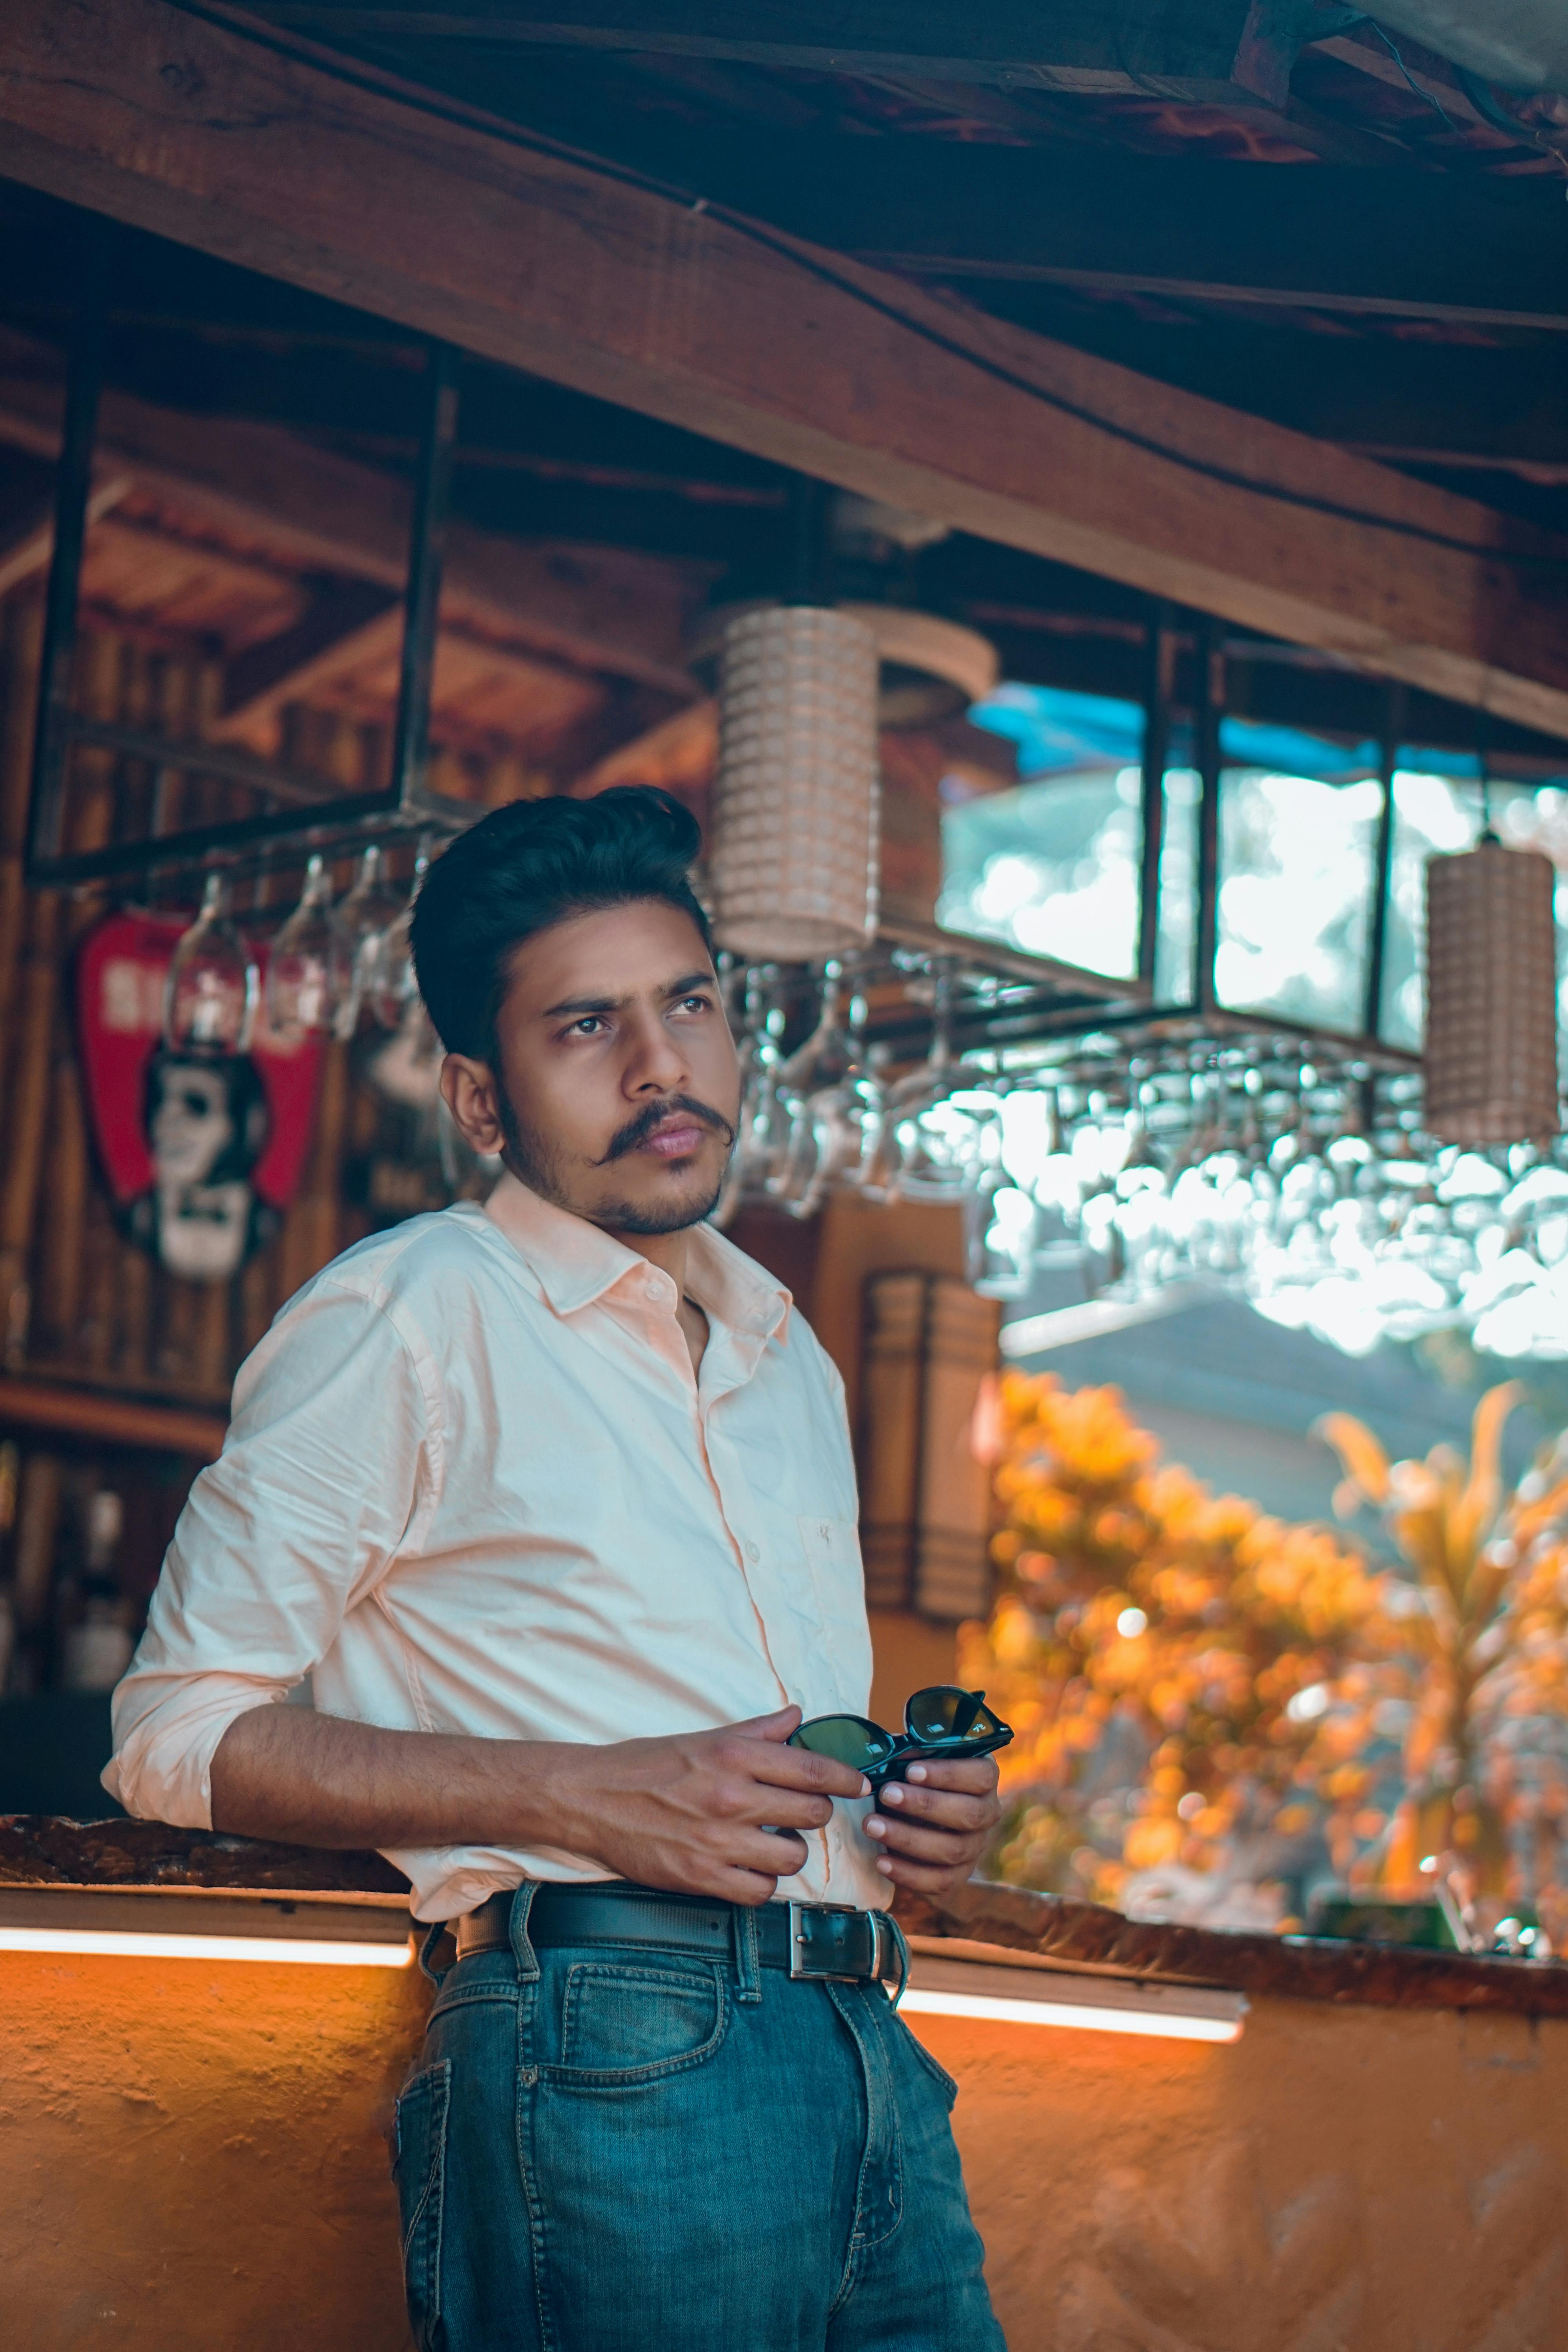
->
[709, 604, 880, 960]
[1425, 837, 1561, 1146]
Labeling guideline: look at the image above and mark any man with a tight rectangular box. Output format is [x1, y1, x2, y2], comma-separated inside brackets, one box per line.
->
[107, 786, 1006, 2352]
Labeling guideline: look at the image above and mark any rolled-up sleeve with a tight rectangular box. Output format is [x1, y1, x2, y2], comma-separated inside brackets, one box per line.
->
[105, 1274, 439, 1827]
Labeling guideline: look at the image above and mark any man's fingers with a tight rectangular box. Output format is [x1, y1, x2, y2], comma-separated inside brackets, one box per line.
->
[713, 1865, 782, 1906]
[734, 1827, 809, 1877]
[866, 1814, 987, 1866]
[902, 1756, 1002, 1795]
[871, 1852, 973, 1894]
[724, 1706, 803, 1744]
[877, 1782, 997, 1833]
[733, 1738, 871, 1803]
[731, 1785, 834, 1831]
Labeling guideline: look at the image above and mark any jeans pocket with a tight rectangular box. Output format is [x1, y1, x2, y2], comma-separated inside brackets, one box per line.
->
[392, 2058, 452, 2346]
[545, 1962, 728, 2088]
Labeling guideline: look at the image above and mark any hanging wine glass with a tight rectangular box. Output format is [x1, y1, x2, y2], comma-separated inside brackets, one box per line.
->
[362, 837, 431, 1031]
[264, 854, 347, 1043]
[774, 960, 886, 1218]
[332, 845, 405, 1041]
[163, 873, 257, 1054]
[712, 965, 799, 1226]
[882, 960, 1002, 1203]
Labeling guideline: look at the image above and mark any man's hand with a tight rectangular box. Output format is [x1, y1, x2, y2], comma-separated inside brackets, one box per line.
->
[541, 1705, 870, 1907]
[860, 1755, 1002, 1896]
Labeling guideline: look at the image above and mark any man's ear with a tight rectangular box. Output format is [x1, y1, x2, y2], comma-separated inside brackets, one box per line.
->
[441, 1053, 506, 1157]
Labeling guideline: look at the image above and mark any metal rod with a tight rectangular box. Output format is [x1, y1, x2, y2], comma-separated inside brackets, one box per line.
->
[27, 791, 462, 889]
[1362, 679, 1406, 1041]
[391, 342, 460, 810]
[62, 718, 373, 809]
[1137, 599, 1175, 991]
[25, 225, 111, 875]
[1193, 613, 1224, 1016]
[786, 473, 831, 606]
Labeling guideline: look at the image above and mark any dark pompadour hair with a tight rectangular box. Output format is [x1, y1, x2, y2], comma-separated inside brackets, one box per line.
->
[410, 786, 710, 1059]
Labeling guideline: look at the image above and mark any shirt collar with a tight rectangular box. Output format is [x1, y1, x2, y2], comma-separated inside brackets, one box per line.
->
[481, 1172, 791, 1348]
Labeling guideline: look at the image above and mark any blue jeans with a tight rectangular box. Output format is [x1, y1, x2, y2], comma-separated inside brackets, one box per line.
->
[392, 1886, 1005, 2351]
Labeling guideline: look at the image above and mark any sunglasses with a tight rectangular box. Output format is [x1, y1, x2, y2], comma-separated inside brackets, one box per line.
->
[789, 1686, 1013, 1790]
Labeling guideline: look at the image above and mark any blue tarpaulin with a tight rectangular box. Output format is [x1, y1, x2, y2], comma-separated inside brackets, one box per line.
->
[965, 682, 1531, 788]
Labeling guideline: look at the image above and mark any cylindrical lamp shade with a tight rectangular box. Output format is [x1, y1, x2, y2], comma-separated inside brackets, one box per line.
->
[710, 605, 880, 960]
[1425, 839, 1561, 1145]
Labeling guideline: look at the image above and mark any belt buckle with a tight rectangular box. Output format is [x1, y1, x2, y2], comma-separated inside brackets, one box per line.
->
[788, 1902, 874, 1982]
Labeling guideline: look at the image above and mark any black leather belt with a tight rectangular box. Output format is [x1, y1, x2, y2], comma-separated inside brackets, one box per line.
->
[452, 1880, 899, 1985]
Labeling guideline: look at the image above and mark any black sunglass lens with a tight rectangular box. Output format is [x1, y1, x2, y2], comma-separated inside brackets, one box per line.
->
[906, 1687, 1000, 1742]
[790, 1718, 894, 1771]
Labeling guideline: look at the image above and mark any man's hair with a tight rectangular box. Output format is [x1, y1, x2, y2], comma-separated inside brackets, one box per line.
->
[410, 786, 711, 1060]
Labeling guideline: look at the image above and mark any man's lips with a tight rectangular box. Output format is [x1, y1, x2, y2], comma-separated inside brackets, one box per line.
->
[637, 1119, 711, 1159]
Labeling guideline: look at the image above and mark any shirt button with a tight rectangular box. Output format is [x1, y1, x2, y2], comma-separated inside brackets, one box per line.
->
[746, 1540, 760, 1563]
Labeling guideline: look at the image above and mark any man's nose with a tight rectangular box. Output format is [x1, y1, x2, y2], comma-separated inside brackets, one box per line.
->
[623, 1012, 689, 1093]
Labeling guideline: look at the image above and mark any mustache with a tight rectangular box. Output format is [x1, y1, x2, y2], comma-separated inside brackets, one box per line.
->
[597, 1094, 737, 1165]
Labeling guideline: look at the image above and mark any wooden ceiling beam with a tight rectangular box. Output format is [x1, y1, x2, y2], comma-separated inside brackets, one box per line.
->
[246, 0, 1290, 102]
[0, 472, 135, 602]
[952, 299, 1568, 474]
[4, 0, 1568, 739]
[211, 582, 401, 746]
[825, 158, 1568, 334]
[546, 125, 1568, 331]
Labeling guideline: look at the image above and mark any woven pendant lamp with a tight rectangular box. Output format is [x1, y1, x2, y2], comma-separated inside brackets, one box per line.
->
[709, 605, 880, 960]
[1425, 837, 1561, 1145]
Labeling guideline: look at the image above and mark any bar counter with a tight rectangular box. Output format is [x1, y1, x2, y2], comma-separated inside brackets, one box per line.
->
[5, 1817, 1567, 2349]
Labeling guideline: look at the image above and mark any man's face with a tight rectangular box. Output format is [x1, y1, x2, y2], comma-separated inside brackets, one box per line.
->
[440, 900, 740, 1236]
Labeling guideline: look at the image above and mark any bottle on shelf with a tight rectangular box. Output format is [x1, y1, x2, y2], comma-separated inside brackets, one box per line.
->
[59, 1490, 134, 1694]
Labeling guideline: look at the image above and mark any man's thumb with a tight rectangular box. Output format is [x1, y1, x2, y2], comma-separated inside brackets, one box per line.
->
[727, 1705, 803, 1743]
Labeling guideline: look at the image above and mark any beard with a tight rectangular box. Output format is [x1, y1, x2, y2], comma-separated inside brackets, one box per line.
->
[495, 1088, 733, 1235]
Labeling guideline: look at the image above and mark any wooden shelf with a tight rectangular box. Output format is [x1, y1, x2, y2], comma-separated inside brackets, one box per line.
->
[0, 1377, 226, 1461]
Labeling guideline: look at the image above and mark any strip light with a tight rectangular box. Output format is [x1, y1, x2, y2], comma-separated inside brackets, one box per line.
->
[903, 1941, 1246, 2043]
[0, 1888, 414, 1967]
[900, 1986, 1240, 2042]
[0, 1924, 412, 1967]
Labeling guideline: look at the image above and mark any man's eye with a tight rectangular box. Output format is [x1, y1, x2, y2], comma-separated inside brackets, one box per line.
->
[570, 1016, 605, 1036]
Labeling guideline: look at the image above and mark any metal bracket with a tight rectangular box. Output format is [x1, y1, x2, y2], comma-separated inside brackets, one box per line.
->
[24, 234, 473, 889]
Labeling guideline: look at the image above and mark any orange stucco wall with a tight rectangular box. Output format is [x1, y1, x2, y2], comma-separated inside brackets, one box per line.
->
[4, 1945, 1565, 2349]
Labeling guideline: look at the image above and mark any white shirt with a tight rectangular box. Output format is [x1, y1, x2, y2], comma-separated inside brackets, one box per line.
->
[105, 1176, 884, 1922]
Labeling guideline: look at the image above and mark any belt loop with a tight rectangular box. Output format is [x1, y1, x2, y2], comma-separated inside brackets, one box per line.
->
[417, 1920, 452, 1987]
[882, 1913, 911, 2011]
[508, 1880, 541, 1983]
[732, 1902, 762, 2004]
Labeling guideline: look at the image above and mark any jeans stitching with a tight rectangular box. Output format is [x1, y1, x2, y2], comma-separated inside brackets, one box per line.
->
[824, 1982, 904, 2310]
[514, 1982, 558, 2352]
[394, 2059, 451, 2348]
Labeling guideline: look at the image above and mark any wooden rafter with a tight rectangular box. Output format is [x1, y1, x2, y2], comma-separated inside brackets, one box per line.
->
[0, 328, 702, 697]
[3, 0, 1568, 739]
[248, 0, 1285, 100]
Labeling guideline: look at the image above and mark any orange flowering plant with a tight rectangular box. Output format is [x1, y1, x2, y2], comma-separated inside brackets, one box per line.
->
[1317, 1383, 1568, 1926]
[963, 1369, 1568, 1934]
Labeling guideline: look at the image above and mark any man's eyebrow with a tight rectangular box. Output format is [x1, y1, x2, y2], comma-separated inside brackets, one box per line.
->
[540, 970, 716, 1019]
